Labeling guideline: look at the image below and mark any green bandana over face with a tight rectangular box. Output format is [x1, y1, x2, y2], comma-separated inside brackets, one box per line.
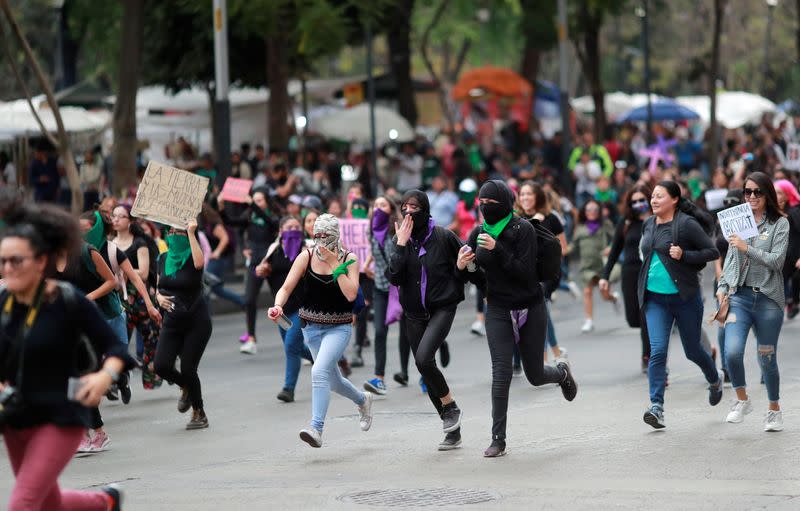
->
[351, 208, 368, 219]
[482, 212, 513, 239]
[164, 234, 192, 276]
[84, 211, 106, 250]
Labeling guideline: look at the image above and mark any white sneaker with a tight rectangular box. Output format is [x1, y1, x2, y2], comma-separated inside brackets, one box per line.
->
[726, 399, 753, 423]
[581, 319, 594, 333]
[470, 321, 485, 336]
[764, 410, 784, 432]
[358, 392, 374, 431]
[299, 428, 322, 448]
[611, 292, 621, 313]
[567, 281, 582, 300]
[240, 340, 257, 355]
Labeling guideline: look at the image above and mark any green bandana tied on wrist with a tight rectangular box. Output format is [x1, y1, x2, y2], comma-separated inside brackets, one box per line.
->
[84, 211, 106, 249]
[332, 259, 356, 280]
[482, 212, 513, 239]
[165, 234, 192, 276]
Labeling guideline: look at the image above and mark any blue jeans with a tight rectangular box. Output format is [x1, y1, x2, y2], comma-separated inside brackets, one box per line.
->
[206, 256, 245, 308]
[303, 322, 366, 432]
[644, 291, 719, 406]
[724, 287, 783, 402]
[106, 312, 128, 346]
[280, 311, 312, 391]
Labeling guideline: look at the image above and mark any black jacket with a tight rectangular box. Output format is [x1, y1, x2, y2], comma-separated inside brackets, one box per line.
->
[388, 226, 481, 313]
[637, 212, 719, 307]
[467, 216, 541, 309]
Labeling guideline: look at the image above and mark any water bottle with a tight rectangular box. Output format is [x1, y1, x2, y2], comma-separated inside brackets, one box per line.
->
[460, 245, 477, 273]
[277, 313, 293, 330]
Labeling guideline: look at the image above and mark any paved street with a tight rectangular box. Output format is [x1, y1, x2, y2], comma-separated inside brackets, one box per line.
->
[4, 284, 800, 510]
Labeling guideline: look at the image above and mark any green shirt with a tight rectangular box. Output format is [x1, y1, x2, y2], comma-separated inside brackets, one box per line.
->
[646, 253, 679, 294]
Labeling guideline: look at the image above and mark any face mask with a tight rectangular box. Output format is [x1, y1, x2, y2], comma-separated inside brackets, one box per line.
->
[480, 202, 508, 225]
[280, 230, 303, 261]
[631, 201, 650, 214]
[351, 208, 368, 219]
[403, 208, 429, 237]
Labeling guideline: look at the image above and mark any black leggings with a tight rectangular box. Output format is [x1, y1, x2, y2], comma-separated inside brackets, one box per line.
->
[404, 307, 456, 417]
[485, 301, 565, 440]
[155, 300, 213, 410]
[622, 263, 651, 358]
[371, 288, 408, 377]
[244, 268, 266, 337]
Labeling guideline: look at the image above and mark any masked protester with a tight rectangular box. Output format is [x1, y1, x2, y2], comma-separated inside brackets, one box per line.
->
[268, 214, 374, 448]
[387, 190, 483, 451]
[466, 180, 578, 458]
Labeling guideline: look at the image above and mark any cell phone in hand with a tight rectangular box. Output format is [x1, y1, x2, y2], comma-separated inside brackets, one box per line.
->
[67, 377, 86, 402]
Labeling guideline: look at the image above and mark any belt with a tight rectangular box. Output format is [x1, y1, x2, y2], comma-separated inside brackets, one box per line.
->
[743, 286, 761, 293]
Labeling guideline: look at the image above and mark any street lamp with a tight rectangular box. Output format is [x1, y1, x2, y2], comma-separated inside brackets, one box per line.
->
[762, 0, 778, 96]
[637, 0, 653, 141]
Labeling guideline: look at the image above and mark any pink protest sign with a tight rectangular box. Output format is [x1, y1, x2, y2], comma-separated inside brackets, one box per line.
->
[219, 178, 253, 203]
[339, 218, 371, 271]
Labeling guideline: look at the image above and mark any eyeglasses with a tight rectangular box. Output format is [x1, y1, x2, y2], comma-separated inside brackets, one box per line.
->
[0, 255, 33, 269]
[743, 188, 764, 198]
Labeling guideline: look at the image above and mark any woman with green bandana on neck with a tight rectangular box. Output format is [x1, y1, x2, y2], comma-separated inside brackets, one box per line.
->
[466, 180, 578, 458]
[154, 219, 212, 430]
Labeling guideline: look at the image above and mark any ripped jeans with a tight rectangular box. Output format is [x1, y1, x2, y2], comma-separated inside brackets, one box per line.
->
[724, 287, 783, 402]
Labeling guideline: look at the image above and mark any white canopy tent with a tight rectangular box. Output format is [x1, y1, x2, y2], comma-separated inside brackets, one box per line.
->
[310, 104, 415, 145]
[675, 92, 777, 129]
[571, 92, 669, 120]
[0, 96, 110, 140]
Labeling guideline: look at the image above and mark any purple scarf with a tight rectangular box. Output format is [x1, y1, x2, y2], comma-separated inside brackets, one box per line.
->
[586, 220, 601, 235]
[510, 308, 529, 344]
[372, 209, 390, 248]
[414, 218, 436, 310]
[281, 231, 303, 262]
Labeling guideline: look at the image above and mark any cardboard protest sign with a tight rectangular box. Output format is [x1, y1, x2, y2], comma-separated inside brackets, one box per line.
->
[717, 203, 759, 240]
[704, 189, 728, 211]
[786, 143, 800, 172]
[131, 161, 209, 229]
[339, 218, 371, 270]
[219, 177, 253, 203]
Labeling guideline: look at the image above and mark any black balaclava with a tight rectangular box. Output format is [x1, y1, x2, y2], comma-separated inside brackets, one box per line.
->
[478, 180, 514, 224]
[401, 190, 431, 239]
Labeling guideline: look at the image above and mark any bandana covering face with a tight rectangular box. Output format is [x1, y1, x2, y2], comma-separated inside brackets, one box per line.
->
[586, 220, 601, 235]
[313, 213, 342, 260]
[372, 208, 390, 248]
[281, 230, 303, 262]
[84, 211, 106, 250]
[478, 180, 515, 238]
[165, 233, 192, 276]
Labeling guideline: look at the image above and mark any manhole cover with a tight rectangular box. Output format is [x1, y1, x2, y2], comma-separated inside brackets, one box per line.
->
[339, 488, 496, 507]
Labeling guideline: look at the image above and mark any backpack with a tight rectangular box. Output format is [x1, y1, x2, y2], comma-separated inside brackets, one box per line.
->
[530, 219, 562, 284]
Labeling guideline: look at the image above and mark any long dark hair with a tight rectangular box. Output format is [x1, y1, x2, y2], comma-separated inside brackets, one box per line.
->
[623, 184, 653, 223]
[656, 180, 713, 233]
[369, 194, 398, 236]
[516, 181, 550, 217]
[744, 171, 784, 223]
[578, 199, 602, 224]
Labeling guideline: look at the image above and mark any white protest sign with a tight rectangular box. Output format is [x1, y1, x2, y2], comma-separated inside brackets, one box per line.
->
[131, 161, 209, 228]
[704, 189, 729, 211]
[786, 143, 800, 171]
[716, 203, 759, 240]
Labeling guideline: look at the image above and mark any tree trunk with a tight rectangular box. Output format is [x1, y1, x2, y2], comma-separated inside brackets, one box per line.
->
[708, 0, 725, 173]
[585, 28, 605, 142]
[112, 0, 144, 195]
[266, 33, 290, 151]
[419, 0, 452, 127]
[0, 0, 81, 212]
[387, 0, 418, 127]
[520, 43, 541, 128]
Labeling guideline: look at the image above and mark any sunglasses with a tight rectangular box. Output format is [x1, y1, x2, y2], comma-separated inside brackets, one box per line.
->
[743, 188, 764, 198]
[0, 255, 33, 268]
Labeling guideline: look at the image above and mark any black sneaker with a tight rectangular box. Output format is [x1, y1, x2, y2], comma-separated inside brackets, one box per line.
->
[277, 388, 295, 403]
[439, 341, 450, 368]
[105, 385, 119, 401]
[438, 428, 462, 451]
[556, 361, 578, 402]
[723, 369, 730, 383]
[177, 388, 190, 413]
[351, 353, 364, 368]
[393, 372, 408, 386]
[186, 409, 209, 430]
[101, 484, 123, 511]
[483, 439, 506, 458]
[441, 402, 462, 433]
[643, 404, 665, 429]
[119, 384, 132, 405]
[708, 369, 724, 406]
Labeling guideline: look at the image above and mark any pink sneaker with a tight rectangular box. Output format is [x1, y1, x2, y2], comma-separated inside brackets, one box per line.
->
[89, 430, 110, 452]
[75, 431, 93, 455]
[239, 333, 249, 343]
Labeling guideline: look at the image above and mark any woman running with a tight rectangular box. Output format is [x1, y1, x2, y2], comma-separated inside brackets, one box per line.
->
[718, 172, 789, 431]
[219, 189, 279, 354]
[154, 219, 213, 430]
[600, 184, 653, 372]
[255, 216, 310, 403]
[388, 191, 478, 451]
[467, 180, 577, 457]
[639, 180, 722, 429]
[268, 214, 374, 448]
[0, 202, 134, 511]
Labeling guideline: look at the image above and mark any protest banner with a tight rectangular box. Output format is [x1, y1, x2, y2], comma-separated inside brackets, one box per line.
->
[717, 203, 759, 240]
[704, 189, 729, 211]
[218, 177, 253, 203]
[131, 161, 209, 228]
[339, 218, 371, 270]
[786, 143, 800, 172]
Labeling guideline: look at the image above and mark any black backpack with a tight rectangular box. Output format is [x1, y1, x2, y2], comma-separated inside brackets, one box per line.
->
[530, 219, 562, 284]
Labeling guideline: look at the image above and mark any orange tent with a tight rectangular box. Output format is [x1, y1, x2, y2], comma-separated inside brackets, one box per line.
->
[451, 66, 532, 101]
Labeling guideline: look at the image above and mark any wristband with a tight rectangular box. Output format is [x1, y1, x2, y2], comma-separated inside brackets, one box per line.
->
[102, 368, 120, 383]
[332, 259, 356, 280]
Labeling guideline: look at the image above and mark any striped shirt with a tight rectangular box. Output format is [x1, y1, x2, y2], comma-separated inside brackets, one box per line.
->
[371, 236, 394, 293]
[718, 215, 789, 308]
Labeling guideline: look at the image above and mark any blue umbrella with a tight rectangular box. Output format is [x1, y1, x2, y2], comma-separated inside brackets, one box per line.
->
[617, 99, 700, 123]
